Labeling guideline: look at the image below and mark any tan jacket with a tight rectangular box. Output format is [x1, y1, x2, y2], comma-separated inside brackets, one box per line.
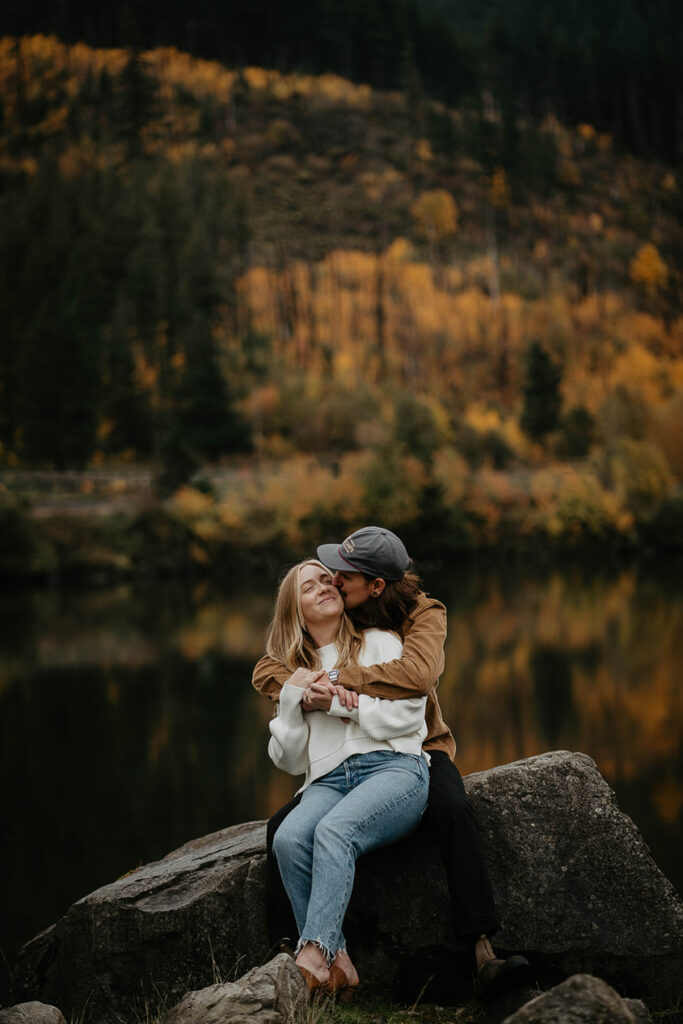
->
[251, 592, 456, 760]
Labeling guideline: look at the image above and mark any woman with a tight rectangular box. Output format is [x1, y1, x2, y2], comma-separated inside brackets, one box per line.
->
[256, 527, 529, 998]
[266, 559, 430, 996]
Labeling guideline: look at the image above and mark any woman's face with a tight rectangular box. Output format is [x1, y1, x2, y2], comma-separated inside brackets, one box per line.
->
[298, 562, 344, 631]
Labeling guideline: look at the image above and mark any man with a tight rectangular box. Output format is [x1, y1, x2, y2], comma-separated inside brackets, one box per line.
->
[252, 526, 528, 996]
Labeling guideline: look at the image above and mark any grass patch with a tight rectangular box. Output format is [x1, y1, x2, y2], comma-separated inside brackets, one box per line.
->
[303, 995, 485, 1024]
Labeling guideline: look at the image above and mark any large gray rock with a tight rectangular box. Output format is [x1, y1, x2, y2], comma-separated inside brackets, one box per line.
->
[13, 752, 683, 1023]
[464, 753, 682, 1008]
[501, 974, 637, 1024]
[0, 1004, 66, 1024]
[159, 954, 306, 1024]
[622, 1000, 651, 1024]
[14, 821, 270, 1024]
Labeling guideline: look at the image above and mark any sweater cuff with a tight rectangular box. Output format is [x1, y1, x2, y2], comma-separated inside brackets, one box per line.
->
[328, 695, 360, 722]
[279, 683, 305, 710]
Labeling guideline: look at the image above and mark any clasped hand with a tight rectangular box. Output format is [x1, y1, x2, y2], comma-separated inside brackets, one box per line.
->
[284, 667, 359, 713]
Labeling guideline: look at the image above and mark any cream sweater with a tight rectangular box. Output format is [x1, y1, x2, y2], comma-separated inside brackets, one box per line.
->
[268, 629, 428, 791]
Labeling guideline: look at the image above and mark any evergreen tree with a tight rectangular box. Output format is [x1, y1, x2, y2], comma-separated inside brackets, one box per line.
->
[17, 297, 100, 468]
[557, 406, 596, 458]
[176, 312, 252, 460]
[101, 294, 154, 457]
[113, 46, 159, 160]
[0, 181, 25, 452]
[521, 341, 563, 441]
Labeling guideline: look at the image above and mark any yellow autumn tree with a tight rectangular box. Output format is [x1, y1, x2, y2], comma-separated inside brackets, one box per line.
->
[410, 189, 458, 244]
[489, 167, 510, 209]
[630, 243, 668, 296]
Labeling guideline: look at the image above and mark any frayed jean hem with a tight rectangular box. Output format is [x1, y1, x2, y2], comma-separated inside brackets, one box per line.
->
[296, 937, 346, 966]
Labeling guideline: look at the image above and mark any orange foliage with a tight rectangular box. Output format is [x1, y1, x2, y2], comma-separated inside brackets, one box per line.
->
[237, 247, 680, 431]
[530, 466, 632, 541]
[410, 189, 459, 243]
[651, 393, 683, 479]
[489, 167, 510, 208]
[630, 243, 668, 295]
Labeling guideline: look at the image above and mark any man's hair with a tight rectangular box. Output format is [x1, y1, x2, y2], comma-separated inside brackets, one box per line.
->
[265, 559, 363, 672]
[352, 570, 423, 636]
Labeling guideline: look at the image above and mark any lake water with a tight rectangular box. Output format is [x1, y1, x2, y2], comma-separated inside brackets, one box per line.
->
[1, 556, 682, 1002]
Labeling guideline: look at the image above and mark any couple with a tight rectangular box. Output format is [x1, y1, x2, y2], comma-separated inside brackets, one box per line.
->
[252, 526, 528, 998]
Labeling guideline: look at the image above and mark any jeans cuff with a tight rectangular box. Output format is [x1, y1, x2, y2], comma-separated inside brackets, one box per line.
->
[296, 937, 335, 965]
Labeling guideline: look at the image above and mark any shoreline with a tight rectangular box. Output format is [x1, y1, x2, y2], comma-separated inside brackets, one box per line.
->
[2, 460, 683, 581]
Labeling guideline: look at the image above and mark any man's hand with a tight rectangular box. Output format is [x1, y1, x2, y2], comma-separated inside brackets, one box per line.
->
[285, 667, 327, 689]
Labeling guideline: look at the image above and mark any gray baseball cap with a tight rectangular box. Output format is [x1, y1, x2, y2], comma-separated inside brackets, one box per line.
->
[317, 526, 410, 581]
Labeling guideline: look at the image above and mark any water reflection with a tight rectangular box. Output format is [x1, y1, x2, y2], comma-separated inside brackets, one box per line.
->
[1, 560, 681, 1000]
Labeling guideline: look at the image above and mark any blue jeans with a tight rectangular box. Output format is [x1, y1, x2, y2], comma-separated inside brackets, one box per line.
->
[272, 750, 430, 960]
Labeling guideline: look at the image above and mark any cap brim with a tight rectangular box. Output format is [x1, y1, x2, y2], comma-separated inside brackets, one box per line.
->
[316, 543, 360, 572]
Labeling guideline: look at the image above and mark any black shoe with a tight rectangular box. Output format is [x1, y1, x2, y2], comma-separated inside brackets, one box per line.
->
[474, 955, 531, 999]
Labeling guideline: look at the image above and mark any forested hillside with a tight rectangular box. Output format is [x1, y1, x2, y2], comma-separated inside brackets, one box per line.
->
[3, 0, 680, 161]
[0, 35, 682, 568]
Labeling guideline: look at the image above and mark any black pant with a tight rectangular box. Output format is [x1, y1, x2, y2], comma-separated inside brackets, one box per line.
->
[265, 750, 500, 949]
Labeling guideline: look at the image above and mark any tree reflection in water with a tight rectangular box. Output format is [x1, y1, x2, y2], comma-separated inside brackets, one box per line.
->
[0, 558, 681, 1001]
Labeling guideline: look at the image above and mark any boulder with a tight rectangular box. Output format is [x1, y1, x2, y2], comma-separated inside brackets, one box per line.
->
[464, 753, 682, 1008]
[622, 1001, 652, 1024]
[0, 1004, 66, 1024]
[13, 752, 683, 1023]
[159, 953, 306, 1024]
[14, 821, 271, 1024]
[501, 974, 638, 1023]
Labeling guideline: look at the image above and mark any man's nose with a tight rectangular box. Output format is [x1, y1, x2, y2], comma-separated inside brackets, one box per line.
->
[332, 572, 343, 587]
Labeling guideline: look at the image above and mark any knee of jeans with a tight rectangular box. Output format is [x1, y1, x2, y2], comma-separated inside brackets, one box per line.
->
[313, 816, 346, 852]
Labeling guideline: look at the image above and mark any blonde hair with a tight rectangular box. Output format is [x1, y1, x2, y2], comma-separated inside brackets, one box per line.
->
[265, 559, 362, 672]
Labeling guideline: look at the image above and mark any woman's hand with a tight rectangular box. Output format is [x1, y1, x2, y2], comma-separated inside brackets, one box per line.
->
[302, 682, 359, 716]
[302, 681, 334, 711]
[332, 685, 359, 711]
[285, 668, 327, 689]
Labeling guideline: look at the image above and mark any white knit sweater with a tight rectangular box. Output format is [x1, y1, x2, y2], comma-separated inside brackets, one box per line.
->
[268, 629, 428, 791]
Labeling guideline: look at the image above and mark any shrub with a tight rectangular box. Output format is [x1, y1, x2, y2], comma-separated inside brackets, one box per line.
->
[219, 457, 340, 550]
[403, 483, 473, 558]
[457, 425, 514, 469]
[0, 488, 37, 574]
[598, 385, 650, 442]
[601, 438, 673, 519]
[463, 467, 530, 547]
[530, 466, 632, 545]
[129, 506, 195, 574]
[432, 447, 470, 505]
[393, 391, 450, 465]
[556, 405, 596, 458]
[638, 487, 683, 548]
[358, 448, 428, 528]
[259, 379, 379, 455]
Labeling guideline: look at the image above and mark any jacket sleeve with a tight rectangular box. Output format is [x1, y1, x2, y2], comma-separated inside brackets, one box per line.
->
[336, 599, 446, 700]
[252, 654, 290, 701]
[328, 693, 427, 739]
[268, 684, 310, 775]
